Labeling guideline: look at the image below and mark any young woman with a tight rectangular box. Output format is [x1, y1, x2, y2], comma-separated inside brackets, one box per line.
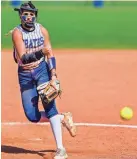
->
[11, 1, 76, 158]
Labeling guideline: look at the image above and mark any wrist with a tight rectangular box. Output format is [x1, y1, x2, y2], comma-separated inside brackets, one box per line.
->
[47, 57, 56, 71]
[51, 72, 57, 78]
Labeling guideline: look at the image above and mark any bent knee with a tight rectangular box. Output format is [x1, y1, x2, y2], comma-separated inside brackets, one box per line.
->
[44, 100, 58, 119]
[25, 111, 41, 123]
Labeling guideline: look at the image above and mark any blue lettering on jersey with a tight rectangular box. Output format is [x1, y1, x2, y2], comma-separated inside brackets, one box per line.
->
[29, 39, 33, 48]
[24, 36, 44, 48]
[40, 37, 44, 45]
[33, 39, 37, 46]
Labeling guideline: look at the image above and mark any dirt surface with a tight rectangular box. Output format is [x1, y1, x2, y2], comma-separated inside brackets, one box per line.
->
[2, 49, 137, 159]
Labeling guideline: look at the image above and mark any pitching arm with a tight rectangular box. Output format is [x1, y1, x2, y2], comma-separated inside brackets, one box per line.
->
[40, 25, 57, 79]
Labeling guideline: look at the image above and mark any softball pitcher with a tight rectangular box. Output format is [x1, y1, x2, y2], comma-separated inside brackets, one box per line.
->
[11, 1, 76, 158]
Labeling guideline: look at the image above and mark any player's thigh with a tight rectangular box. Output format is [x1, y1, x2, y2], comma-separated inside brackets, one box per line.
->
[21, 85, 41, 121]
[36, 61, 50, 86]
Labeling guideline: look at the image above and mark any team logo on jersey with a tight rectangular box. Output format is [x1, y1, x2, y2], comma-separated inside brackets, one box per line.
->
[24, 36, 44, 48]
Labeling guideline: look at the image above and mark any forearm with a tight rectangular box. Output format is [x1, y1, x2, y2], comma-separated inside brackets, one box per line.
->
[47, 56, 57, 77]
[44, 50, 57, 78]
[40, 26, 57, 78]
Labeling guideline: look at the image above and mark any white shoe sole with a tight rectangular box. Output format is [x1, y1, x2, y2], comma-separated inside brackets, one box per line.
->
[54, 154, 68, 159]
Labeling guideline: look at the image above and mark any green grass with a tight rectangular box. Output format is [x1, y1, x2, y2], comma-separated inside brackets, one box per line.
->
[1, 1, 137, 49]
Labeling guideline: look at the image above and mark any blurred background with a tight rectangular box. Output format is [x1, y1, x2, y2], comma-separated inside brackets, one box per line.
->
[1, 0, 137, 49]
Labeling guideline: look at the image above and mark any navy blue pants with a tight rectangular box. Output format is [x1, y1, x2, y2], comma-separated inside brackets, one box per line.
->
[18, 60, 58, 122]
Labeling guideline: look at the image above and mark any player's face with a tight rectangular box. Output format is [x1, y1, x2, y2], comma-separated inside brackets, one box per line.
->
[21, 10, 36, 23]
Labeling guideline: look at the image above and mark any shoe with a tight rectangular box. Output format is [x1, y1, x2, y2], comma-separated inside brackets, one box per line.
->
[61, 112, 76, 137]
[54, 148, 68, 159]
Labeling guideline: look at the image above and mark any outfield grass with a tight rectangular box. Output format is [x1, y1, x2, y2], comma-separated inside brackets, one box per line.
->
[1, 1, 137, 49]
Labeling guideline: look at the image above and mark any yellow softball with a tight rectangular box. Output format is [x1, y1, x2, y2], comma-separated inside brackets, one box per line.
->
[120, 106, 133, 120]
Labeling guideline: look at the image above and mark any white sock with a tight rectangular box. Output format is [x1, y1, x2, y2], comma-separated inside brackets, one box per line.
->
[58, 114, 64, 122]
[39, 111, 64, 123]
[49, 114, 64, 149]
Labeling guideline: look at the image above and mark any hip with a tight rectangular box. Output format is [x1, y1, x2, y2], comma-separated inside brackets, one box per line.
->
[18, 60, 50, 87]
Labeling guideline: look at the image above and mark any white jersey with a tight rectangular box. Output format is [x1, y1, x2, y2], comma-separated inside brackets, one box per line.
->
[13, 23, 45, 63]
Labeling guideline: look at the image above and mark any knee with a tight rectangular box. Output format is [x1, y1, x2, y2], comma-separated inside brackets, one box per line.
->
[25, 110, 41, 123]
[44, 100, 58, 119]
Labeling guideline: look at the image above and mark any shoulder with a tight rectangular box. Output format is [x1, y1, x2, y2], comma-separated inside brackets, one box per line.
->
[39, 24, 49, 36]
[35, 23, 49, 37]
[35, 23, 48, 32]
[12, 28, 22, 36]
[35, 22, 44, 29]
[12, 27, 22, 40]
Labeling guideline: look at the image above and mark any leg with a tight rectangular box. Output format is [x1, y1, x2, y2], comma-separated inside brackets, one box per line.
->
[18, 66, 46, 122]
[36, 61, 76, 158]
[21, 85, 41, 122]
[36, 61, 65, 150]
[42, 100, 64, 149]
